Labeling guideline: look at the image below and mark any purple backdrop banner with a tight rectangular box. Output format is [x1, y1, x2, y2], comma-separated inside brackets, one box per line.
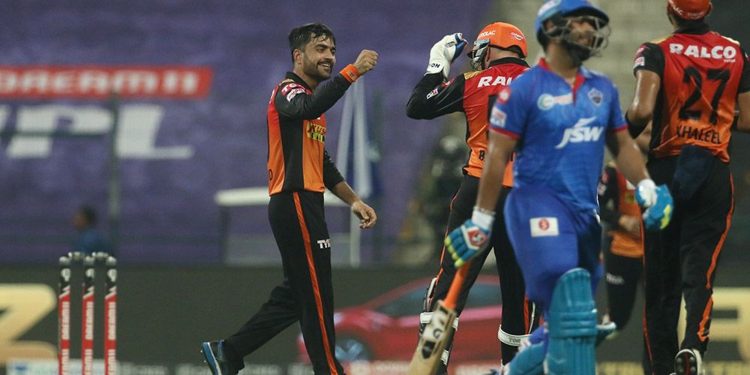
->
[0, 1, 494, 263]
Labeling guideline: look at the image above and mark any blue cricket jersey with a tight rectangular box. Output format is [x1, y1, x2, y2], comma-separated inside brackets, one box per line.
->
[489, 59, 627, 213]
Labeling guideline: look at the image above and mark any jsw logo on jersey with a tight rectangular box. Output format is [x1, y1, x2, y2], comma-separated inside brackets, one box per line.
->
[555, 117, 604, 149]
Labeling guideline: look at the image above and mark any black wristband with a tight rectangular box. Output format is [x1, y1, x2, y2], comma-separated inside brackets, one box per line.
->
[625, 111, 644, 138]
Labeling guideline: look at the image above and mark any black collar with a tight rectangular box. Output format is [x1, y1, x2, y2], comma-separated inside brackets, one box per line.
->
[488, 57, 530, 68]
[285, 72, 313, 90]
[675, 23, 711, 35]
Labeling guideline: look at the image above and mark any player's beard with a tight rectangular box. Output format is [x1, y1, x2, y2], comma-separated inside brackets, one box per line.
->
[562, 30, 596, 66]
[302, 55, 334, 82]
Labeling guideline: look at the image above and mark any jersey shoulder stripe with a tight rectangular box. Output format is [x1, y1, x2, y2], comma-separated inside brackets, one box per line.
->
[650, 35, 670, 44]
[722, 34, 741, 47]
[463, 70, 484, 80]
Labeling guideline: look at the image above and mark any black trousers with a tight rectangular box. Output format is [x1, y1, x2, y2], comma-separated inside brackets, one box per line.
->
[602, 242, 642, 332]
[424, 175, 536, 370]
[225, 191, 343, 375]
[643, 153, 733, 375]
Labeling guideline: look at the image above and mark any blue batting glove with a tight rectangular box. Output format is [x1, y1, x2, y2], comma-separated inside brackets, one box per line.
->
[444, 208, 493, 268]
[636, 179, 674, 230]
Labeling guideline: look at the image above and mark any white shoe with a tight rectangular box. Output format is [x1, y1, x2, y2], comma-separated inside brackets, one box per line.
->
[674, 348, 704, 375]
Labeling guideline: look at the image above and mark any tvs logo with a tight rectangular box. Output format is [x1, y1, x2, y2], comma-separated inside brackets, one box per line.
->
[316, 239, 331, 249]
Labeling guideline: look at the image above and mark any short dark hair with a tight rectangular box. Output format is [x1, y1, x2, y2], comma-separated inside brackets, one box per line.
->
[79, 205, 97, 226]
[288, 23, 336, 62]
[670, 12, 707, 29]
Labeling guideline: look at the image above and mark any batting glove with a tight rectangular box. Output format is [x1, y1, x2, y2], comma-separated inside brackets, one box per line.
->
[635, 179, 673, 230]
[426, 33, 467, 78]
[444, 207, 493, 268]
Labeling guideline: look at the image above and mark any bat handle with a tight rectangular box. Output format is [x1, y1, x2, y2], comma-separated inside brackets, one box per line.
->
[444, 261, 471, 309]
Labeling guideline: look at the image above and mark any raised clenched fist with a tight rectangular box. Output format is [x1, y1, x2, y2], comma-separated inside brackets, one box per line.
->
[353, 50, 378, 74]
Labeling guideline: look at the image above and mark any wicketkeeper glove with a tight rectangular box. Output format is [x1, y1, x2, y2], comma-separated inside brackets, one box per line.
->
[635, 179, 674, 231]
[444, 207, 493, 268]
[426, 33, 467, 78]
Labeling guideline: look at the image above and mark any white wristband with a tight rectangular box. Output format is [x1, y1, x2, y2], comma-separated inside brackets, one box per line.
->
[637, 178, 657, 207]
[471, 207, 494, 230]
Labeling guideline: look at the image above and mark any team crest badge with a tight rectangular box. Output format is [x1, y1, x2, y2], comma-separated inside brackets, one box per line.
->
[588, 88, 603, 106]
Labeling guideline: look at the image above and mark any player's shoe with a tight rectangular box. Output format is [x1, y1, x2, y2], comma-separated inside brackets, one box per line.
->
[595, 321, 617, 345]
[201, 340, 240, 375]
[674, 348, 704, 375]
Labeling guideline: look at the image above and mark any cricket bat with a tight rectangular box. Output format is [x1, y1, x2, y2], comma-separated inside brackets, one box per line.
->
[407, 261, 471, 375]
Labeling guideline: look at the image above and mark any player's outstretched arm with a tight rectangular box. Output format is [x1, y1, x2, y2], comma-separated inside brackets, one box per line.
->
[445, 131, 515, 267]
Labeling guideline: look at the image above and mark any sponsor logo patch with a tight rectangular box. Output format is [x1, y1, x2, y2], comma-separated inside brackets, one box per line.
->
[426, 87, 439, 100]
[633, 56, 645, 69]
[537, 93, 572, 111]
[530, 217, 559, 237]
[285, 88, 305, 101]
[668, 43, 737, 62]
[490, 106, 507, 128]
[498, 87, 511, 104]
[555, 117, 603, 149]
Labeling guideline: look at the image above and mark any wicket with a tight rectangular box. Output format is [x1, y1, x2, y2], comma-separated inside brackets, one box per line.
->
[58, 252, 118, 375]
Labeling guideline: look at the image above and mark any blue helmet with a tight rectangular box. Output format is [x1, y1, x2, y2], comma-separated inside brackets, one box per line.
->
[534, 0, 610, 61]
[534, 0, 609, 35]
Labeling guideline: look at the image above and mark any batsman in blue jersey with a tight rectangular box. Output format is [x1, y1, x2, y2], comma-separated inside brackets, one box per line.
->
[445, 0, 674, 374]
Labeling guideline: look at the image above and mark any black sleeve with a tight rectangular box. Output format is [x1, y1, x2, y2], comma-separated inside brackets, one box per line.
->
[406, 73, 465, 119]
[739, 47, 750, 94]
[275, 75, 351, 120]
[633, 43, 664, 78]
[323, 149, 345, 190]
[598, 166, 621, 226]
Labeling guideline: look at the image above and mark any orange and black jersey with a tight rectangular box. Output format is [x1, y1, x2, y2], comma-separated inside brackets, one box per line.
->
[598, 164, 643, 258]
[406, 58, 529, 185]
[267, 72, 347, 195]
[633, 24, 750, 162]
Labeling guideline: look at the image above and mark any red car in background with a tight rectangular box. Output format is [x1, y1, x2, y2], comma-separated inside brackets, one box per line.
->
[298, 275, 503, 363]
